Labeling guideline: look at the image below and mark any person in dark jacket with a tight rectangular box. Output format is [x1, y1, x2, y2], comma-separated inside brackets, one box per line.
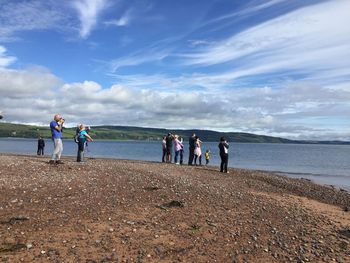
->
[218, 137, 229, 173]
[187, 133, 196, 165]
[161, 135, 167, 162]
[37, 136, 45, 155]
[165, 133, 174, 163]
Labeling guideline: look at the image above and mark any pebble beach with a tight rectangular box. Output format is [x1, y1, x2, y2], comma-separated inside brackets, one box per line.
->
[0, 154, 349, 262]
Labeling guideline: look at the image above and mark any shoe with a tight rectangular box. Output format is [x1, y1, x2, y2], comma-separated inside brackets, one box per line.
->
[56, 160, 64, 164]
[175, 162, 180, 165]
[48, 160, 56, 164]
[226, 171, 230, 174]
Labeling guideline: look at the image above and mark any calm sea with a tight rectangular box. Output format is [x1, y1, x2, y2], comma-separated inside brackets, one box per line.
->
[0, 138, 349, 190]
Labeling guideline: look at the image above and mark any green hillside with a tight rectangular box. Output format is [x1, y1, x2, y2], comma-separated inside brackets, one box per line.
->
[0, 122, 348, 144]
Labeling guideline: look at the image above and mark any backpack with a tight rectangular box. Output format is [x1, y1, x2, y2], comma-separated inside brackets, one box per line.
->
[74, 133, 79, 143]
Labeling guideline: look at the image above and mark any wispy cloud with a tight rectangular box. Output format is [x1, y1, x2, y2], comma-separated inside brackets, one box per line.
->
[104, 9, 132, 27]
[0, 0, 69, 41]
[109, 47, 171, 72]
[0, 46, 16, 67]
[207, 0, 288, 25]
[72, 0, 110, 38]
[182, 0, 350, 84]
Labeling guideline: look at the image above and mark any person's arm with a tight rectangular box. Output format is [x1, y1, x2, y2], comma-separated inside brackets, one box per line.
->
[224, 142, 229, 148]
[54, 120, 64, 131]
[85, 133, 93, 142]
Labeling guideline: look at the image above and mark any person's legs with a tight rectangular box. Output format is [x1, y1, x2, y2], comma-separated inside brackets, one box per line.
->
[77, 140, 85, 162]
[224, 154, 228, 173]
[188, 148, 194, 165]
[220, 154, 224, 172]
[162, 149, 166, 162]
[174, 150, 179, 164]
[57, 139, 63, 160]
[199, 155, 202, 165]
[206, 159, 209, 165]
[194, 155, 198, 165]
[167, 148, 172, 163]
[37, 147, 40, 155]
[180, 150, 184, 165]
[51, 139, 60, 161]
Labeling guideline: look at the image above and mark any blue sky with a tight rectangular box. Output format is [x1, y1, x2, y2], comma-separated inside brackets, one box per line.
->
[0, 0, 349, 140]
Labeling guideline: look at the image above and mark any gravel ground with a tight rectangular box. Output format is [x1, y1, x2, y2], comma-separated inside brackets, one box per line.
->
[0, 154, 349, 263]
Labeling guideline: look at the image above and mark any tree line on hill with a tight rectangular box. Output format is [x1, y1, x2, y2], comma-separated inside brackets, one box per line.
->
[0, 123, 349, 144]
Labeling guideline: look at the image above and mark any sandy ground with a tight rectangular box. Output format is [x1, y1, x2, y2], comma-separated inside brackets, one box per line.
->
[0, 154, 349, 263]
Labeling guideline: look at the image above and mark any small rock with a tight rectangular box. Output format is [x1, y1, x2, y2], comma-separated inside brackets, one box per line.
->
[26, 243, 33, 249]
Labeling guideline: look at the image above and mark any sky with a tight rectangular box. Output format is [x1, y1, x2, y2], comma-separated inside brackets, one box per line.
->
[0, 0, 349, 140]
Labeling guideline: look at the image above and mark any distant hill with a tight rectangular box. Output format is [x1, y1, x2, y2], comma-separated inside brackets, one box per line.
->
[0, 122, 349, 144]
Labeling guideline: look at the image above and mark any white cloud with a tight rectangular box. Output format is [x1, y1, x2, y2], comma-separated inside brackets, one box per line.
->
[0, 66, 61, 98]
[0, 0, 70, 41]
[207, 0, 288, 25]
[0, 46, 16, 67]
[109, 48, 170, 72]
[182, 0, 350, 83]
[1, 66, 350, 140]
[72, 0, 110, 38]
[104, 9, 131, 27]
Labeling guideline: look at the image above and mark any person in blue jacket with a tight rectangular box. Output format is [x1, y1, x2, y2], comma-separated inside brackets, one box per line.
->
[76, 124, 93, 162]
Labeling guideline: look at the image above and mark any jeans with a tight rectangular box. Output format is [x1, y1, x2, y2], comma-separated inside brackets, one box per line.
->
[77, 139, 85, 162]
[174, 150, 179, 163]
[51, 138, 63, 161]
[220, 153, 228, 173]
[180, 149, 184, 164]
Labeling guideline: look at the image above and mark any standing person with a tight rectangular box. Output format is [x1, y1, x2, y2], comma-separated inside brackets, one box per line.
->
[218, 137, 229, 173]
[49, 114, 64, 164]
[165, 133, 174, 163]
[174, 135, 184, 165]
[188, 133, 196, 165]
[179, 136, 184, 165]
[77, 124, 93, 162]
[37, 136, 45, 156]
[161, 136, 167, 162]
[205, 150, 210, 165]
[194, 136, 202, 166]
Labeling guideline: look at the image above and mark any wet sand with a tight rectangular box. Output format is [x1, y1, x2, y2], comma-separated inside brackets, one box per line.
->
[0, 154, 349, 262]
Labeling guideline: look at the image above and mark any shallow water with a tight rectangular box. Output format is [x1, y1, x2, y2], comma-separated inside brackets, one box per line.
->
[0, 138, 349, 190]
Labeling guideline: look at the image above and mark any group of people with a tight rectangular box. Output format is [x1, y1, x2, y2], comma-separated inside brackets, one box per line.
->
[47, 114, 229, 172]
[188, 133, 208, 166]
[162, 132, 229, 173]
[162, 133, 185, 164]
[48, 114, 93, 164]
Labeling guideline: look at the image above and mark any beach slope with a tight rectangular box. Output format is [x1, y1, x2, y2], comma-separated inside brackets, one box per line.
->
[0, 154, 349, 262]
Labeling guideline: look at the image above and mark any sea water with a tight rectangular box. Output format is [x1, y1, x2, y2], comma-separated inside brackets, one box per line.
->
[0, 138, 349, 190]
